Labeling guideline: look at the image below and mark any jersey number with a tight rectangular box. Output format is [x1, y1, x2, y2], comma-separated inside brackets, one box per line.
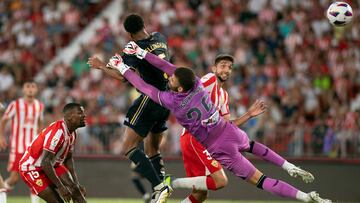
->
[186, 96, 213, 121]
[27, 171, 40, 181]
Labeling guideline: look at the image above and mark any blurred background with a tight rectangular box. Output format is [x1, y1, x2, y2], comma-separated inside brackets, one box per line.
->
[0, 0, 359, 202]
[1, 0, 360, 158]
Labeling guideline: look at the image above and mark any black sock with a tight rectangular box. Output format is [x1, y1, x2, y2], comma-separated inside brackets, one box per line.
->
[127, 148, 162, 188]
[132, 177, 146, 195]
[149, 154, 165, 180]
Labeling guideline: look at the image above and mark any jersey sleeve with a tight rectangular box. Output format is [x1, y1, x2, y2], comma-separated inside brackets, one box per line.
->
[158, 91, 175, 110]
[219, 90, 230, 116]
[201, 73, 217, 88]
[3, 101, 16, 119]
[43, 124, 64, 154]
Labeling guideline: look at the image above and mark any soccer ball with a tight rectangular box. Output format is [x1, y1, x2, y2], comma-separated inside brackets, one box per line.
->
[327, 2, 353, 26]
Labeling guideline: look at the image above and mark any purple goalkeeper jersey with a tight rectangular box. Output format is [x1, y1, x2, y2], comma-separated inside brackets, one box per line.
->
[123, 52, 249, 149]
[123, 52, 256, 179]
[158, 78, 228, 147]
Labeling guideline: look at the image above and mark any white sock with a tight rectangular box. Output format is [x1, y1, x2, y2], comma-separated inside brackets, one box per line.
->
[173, 176, 207, 190]
[0, 191, 6, 203]
[181, 197, 192, 203]
[281, 161, 295, 171]
[296, 190, 311, 202]
[31, 193, 39, 203]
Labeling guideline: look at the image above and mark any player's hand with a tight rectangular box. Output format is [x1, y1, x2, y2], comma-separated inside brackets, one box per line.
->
[87, 56, 106, 70]
[58, 185, 72, 202]
[0, 135, 7, 151]
[123, 41, 147, 59]
[106, 54, 130, 75]
[248, 100, 267, 117]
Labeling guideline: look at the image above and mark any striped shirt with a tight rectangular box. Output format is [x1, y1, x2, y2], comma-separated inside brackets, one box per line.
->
[3, 98, 44, 154]
[200, 73, 230, 116]
[19, 120, 76, 172]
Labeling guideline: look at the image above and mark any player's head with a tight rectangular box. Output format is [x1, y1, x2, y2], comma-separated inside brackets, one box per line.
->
[212, 54, 234, 83]
[22, 80, 38, 98]
[63, 103, 86, 128]
[169, 67, 196, 92]
[123, 14, 145, 38]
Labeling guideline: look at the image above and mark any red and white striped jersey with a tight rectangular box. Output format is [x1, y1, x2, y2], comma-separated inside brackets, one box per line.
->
[3, 98, 44, 154]
[200, 73, 230, 116]
[19, 120, 76, 172]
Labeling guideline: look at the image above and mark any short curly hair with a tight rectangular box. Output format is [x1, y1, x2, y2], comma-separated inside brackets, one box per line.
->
[174, 67, 196, 91]
[123, 14, 144, 34]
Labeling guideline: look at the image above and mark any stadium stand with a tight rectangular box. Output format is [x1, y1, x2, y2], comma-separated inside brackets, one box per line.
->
[0, 0, 359, 158]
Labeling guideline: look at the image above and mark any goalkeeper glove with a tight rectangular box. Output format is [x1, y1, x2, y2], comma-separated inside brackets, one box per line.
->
[106, 54, 130, 75]
[123, 41, 147, 59]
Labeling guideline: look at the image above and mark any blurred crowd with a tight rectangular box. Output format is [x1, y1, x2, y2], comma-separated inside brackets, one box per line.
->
[0, 0, 360, 158]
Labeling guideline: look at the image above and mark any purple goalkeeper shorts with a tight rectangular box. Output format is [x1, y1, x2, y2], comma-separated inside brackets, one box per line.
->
[206, 122, 256, 180]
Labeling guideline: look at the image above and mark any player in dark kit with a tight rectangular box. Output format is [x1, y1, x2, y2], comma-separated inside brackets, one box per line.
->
[87, 14, 171, 203]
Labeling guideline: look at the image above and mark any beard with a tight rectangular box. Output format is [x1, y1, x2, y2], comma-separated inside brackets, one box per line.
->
[216, 75, 228, 83]
[80, 121, 86, 127]
[168, 83, 179, 92]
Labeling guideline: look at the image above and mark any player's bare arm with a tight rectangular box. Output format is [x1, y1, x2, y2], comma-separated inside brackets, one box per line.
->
[0, 116, 10, 150]
[41, 150, 72, 202]
[87, 56, 127, 82]
[230, 99, 267, 126]
[64, 151, 86, 197]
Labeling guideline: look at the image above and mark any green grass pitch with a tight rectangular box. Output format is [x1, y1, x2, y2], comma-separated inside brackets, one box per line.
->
[7, 197, 297, 203]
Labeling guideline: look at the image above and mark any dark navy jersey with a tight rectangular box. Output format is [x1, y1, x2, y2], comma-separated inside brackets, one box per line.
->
[123, 32, 170, 91]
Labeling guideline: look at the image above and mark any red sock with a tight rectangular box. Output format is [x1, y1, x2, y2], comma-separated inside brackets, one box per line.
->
[188, 194, 199, 203]
[206, 176, 217, 190]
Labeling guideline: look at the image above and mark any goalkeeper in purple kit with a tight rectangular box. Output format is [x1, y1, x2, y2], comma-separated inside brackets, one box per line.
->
[89, 42, 332, 203]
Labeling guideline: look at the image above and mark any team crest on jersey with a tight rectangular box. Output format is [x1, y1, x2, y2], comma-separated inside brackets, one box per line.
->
[36, 179, 43, 187]
[211, 160, 219, 167]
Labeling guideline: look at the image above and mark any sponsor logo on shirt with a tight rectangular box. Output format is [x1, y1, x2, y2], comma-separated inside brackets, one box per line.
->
[50, 137, 59, 149]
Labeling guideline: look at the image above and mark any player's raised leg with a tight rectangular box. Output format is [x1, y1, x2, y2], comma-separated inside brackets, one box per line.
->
[247, 140, 314, 183]
[247, 169, 331, 203]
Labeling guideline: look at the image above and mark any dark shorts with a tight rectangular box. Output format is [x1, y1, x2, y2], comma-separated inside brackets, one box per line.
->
[124, 94, 170, 137]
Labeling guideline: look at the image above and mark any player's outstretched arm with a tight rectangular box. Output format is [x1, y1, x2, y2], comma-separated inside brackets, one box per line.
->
[231, 99, 267, 126]
[41, 150, 72, 202]
[123, 41, 176, 75]
[87, 56, 127, 82]
[108, 54, 163, 104]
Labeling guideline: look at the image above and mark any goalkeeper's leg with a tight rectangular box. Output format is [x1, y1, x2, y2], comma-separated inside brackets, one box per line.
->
[247, 140, 314, 183]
